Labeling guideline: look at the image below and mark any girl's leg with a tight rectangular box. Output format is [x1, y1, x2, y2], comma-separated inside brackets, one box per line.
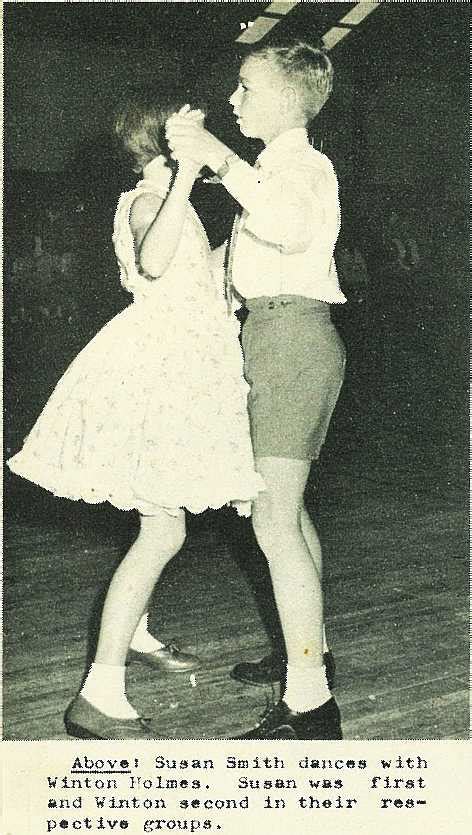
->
[251, 456, 330, 712]
[80, 509, 186, 718]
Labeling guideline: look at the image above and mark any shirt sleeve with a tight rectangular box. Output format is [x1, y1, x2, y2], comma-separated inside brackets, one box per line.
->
[222, 158, 335, 254]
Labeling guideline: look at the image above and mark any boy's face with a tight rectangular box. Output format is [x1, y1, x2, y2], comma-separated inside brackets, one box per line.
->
[229, 57, 291, 144]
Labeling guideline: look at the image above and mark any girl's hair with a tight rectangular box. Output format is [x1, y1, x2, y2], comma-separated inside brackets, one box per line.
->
[246, 41, 334, 121]
[114, 89, 186, 172]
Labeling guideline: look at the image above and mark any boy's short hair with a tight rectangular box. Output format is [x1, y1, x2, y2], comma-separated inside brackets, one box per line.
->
[114, 90, 182, 172]
[247, 41, 334, 120]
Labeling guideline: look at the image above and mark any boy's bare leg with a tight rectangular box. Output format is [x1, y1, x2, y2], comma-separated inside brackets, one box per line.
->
[251, 457, 329, 710]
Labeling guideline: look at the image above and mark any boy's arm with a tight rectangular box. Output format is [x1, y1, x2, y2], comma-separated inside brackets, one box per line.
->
[165, 118, 331, 254]
[220, 159, 329, 254]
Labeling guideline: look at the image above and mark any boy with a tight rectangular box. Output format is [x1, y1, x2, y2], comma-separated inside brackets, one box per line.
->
[167, 41, 346, 739]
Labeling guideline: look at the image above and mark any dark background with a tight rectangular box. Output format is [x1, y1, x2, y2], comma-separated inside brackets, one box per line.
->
[4, 2, 468, 526]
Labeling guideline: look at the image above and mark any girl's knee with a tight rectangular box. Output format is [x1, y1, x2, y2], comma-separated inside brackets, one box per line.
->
[162, 528, 186, 555]
[139, 511, 186, 554]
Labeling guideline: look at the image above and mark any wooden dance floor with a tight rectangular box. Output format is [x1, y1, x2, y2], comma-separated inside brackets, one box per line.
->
[3, 447, 468, 741]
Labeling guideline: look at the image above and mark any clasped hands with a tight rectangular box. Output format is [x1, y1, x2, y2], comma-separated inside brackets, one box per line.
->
[165, 105, 221, 175]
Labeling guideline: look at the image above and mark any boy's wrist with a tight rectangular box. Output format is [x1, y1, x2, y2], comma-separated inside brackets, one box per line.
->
[216, 153, 240, 180]
[204, 134, 238, 175]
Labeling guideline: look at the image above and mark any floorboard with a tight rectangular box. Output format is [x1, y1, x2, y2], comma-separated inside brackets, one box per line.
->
[3, 458, 469, 740]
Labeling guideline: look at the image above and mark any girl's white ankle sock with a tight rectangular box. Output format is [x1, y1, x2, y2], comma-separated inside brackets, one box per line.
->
[80, 661, 138, 719]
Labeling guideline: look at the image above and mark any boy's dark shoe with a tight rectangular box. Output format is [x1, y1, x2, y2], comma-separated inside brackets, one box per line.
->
[230, 650, 285, 684]
[236, 697, 342, 740]
[230, 649, 336, 690]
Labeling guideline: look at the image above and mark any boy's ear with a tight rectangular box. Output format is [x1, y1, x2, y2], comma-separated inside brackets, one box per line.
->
[280, 85, 299, 115]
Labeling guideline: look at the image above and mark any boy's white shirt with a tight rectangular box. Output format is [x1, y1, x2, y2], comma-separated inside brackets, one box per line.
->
[221, 128, 347, 304]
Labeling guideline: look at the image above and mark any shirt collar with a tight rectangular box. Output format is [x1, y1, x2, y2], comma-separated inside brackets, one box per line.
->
[256, 128, 309, 170]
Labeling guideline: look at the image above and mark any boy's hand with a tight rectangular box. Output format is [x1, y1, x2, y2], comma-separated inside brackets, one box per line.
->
[166, 112, 218, 168]
[165, 106, 206, 175]
[166, 106, 237, 176]
[170, 104, 206, 126]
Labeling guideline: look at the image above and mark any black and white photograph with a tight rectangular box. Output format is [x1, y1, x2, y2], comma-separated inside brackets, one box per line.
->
[2, 0, 469, 755]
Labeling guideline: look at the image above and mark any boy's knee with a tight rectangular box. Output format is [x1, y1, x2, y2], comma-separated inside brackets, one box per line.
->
[253, 496, 301, 531]
[252, 499, 275, 538]
[251, 514, 268, 550]
[252, 512, 286, 554]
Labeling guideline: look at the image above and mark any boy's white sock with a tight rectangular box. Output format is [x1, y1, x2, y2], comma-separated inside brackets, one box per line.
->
[283, 662, 331, 713]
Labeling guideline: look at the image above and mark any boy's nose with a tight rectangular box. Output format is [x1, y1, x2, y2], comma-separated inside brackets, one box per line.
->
[228, 89, 239, 107]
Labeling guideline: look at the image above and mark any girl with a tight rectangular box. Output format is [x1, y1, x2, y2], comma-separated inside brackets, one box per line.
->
[8, 93, 263, 739]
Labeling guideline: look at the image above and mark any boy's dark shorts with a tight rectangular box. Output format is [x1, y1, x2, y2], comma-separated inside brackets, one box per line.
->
[242, 295, 346, 461]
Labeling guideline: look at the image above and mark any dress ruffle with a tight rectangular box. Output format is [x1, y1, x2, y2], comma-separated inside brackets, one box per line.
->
[8, 174, 264, 516]
[8, 450, 265, 517]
